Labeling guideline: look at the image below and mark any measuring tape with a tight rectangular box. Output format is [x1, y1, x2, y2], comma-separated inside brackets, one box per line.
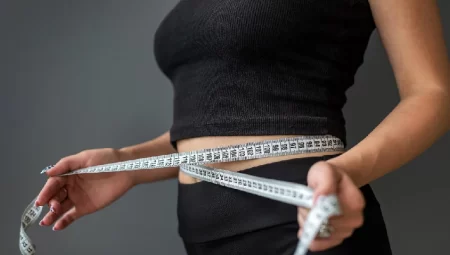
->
[20, 135, 345, 255]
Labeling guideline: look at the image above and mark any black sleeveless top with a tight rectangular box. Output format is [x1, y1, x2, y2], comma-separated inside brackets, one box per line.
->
[153, 0, 376, 149]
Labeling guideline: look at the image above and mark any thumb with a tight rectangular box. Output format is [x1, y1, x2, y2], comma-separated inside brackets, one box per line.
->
[307, 161, 342, 204]
[44, 155, 83, 177]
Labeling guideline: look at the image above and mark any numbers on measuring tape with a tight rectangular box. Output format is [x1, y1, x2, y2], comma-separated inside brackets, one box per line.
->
[21, 135, 344, 255]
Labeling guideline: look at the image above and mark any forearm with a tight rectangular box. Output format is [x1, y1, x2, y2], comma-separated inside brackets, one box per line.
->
[328, 90, 450, 187]
[118, 131, 179, 185]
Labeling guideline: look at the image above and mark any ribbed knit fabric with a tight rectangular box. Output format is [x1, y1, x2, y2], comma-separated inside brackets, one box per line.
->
[153, 0, 376, 149]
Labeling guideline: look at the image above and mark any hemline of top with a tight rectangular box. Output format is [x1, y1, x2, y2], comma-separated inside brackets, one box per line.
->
[169, 119, 347, 151]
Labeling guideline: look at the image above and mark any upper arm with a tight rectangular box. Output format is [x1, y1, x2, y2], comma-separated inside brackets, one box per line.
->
[368, 0, 450, 98]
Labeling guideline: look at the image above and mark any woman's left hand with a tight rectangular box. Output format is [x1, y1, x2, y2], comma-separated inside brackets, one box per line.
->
[297, 160, 365, 252]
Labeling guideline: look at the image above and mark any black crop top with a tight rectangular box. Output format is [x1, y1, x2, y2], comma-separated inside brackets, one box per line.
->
[153, 0, 376, 149]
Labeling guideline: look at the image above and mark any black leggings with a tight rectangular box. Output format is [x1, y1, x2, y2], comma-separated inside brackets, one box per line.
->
[177, 155, 393, 255]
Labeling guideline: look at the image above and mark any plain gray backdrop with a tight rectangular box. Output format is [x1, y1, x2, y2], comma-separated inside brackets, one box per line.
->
[2, 1, 449, 254]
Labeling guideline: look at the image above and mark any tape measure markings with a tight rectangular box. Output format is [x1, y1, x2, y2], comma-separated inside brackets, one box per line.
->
[21, 135, 344, 255]
[50, 136, 344, 176]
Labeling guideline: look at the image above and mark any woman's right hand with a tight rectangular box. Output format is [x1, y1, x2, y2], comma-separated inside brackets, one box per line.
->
[35, 148, 136, 231]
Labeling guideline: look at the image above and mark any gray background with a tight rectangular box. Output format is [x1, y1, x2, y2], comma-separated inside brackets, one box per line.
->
[2, 1, 449, 254]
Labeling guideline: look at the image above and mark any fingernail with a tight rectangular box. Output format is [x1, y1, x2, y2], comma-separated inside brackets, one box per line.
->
[52, 226, 59, 231]
[35, 201, 39, 207]
[50, 206, 55, 213]
[39, 220, 44, 226]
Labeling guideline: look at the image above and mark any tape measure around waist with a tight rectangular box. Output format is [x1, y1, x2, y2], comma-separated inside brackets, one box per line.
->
[20, 135, 345, 255]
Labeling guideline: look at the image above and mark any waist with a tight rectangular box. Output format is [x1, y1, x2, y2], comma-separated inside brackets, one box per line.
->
[176, 135, 343, 184]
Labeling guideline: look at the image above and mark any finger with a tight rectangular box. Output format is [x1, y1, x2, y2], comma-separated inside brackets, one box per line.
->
[324, 229, 354, 239]
[39, 199, 73, 227]
[45, 154, 84, 177]
[328, 213, 364, 229]
[307, 161, 342, 203]
[53, 207, 82, 231]
[48, 187, 68, 214]
[297, 210, 307, 237]
[35, 177, 67, 206]
[297, 214, 354, 239]
[297, 209, 305, 227]
[337, 174, 366, 215]
[309, 237, 344, 252]
[298, 207, 309, 218]
[297, 207, 310, 227]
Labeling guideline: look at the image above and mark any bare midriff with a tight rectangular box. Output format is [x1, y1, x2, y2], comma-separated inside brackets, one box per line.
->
[176, 135, 342, 184]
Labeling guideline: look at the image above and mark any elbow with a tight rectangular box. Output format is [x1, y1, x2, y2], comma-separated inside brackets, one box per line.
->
[411, 88, 450, 132]
[427, 86, 450, 131]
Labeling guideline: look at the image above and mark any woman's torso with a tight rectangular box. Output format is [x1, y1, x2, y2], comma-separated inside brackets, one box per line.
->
[153, 0, 376, 184]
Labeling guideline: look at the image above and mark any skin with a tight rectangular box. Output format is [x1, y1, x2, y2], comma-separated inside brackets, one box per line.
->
[36, 0, 450, 252]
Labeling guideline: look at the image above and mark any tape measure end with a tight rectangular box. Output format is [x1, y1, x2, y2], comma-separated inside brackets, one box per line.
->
[40, 165, 55, 174]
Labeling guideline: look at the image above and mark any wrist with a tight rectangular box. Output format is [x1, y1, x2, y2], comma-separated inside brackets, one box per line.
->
[326, 158, 366, 188]
[116, 147, 141, 186]
[117, 146, 137, 161]
[116, 145, 179, 186]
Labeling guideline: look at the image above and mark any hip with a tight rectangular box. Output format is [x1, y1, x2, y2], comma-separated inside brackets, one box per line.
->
[176, 155, 391, 255]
